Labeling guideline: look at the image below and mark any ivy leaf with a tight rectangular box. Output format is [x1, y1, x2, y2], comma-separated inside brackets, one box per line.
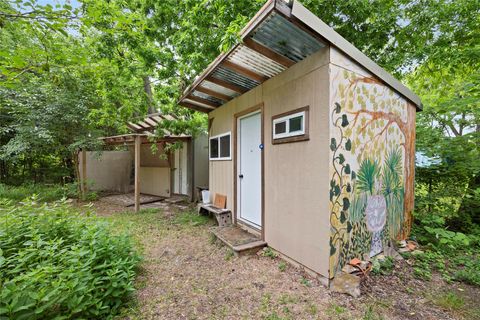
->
[334, 102, 341, 114]
[330, 138, 337, 151]
[346, 183, 352, 192]
[340, 210, 347, 223]
[334, 185, 341, 196]
[345, 164, 351, 174]
[345, 139, 352, 151]
[347, 221, 352, 233]
[341, 114, 349, 127]
[338, 153, 345, 164]
[351, 171, 357, 180]
[342, 197, 350, 210]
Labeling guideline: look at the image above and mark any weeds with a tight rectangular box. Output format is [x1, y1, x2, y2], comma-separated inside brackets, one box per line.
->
[261, 247, 278, 259]
[0, 199, 140, 319]
[278, 261, 287, 272]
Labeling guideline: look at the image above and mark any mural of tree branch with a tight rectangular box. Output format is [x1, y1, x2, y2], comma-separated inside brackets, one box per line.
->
[328, 64, 416, 277]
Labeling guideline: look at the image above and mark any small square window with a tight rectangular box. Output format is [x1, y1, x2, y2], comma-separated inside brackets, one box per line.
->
[289, 116, 303, 132]
[274, 121, 287, 135]
[209, 132, 231, 160]
[210, 138, 219, 159]
[219, 135, 230, 158]
[272, 106, 309, 144]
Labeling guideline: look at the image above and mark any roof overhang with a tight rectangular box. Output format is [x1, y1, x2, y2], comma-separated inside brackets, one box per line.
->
[100, 133, 191, 146]
[178, 0, 422, 112]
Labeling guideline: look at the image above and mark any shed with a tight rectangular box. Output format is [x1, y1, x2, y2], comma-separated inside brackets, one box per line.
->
[179, 0, 421, 281]
[79, 113, 209, 211]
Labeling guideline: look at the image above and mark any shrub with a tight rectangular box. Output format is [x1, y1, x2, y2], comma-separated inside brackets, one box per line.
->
[0, 199, 140, 319]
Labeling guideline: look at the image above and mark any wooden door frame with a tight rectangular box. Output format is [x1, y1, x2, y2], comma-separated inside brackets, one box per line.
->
[233, 103, 265, 240]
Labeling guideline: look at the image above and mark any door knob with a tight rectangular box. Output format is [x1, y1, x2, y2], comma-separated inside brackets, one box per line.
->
[239, 174, 244, 178]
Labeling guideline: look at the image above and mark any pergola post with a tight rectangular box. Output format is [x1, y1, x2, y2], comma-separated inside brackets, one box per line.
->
[81, 149, 87, 201]
[134, 135, 141, 213]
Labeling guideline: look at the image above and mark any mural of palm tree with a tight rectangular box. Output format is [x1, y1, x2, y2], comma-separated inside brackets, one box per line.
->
[382, 147, 405, 239]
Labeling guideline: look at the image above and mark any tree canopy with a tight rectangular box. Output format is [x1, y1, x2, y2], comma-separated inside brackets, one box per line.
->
[0, 0, 479, 229]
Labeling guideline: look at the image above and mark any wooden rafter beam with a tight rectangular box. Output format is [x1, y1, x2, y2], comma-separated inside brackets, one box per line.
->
[187, 95, 220, 108]
[243, 38, 295, 68]
[180, 101, 214, 113]
[196, 86, 232, 102]
[205, 76, 247, 94]
[222, 60, 268, 83]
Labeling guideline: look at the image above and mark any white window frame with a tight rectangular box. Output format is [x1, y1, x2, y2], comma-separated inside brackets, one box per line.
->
[272, 111, 306, 139]
[209, 131, 231, 161]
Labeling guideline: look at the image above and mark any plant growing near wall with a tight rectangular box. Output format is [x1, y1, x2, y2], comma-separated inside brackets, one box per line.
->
[0, 199, 140, 319]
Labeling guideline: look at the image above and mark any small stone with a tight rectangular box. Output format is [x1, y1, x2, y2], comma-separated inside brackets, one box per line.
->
[342, 264, 357, 274]
[330, 272, 361, 298]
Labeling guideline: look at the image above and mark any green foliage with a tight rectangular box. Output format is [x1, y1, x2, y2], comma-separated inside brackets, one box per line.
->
[0, 199, 140, 319]
[278, 261, 287, 272]
[371, 256, 394, 275]
[261, 247, 278, 259]
[410, 215, 480, 285]
[0, 183, 97, 203]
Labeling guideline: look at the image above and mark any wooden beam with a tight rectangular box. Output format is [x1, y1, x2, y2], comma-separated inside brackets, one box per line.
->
[222, 60, 268, 83]
[81, 149, 87, 201]
[243, 38, 295, 68]
[187, 95, 220, 108]
[205, 76, 248, 94]
[196, 86, 232, 102]
[134, 135, 141, 213]
[180, 101, 214, 113]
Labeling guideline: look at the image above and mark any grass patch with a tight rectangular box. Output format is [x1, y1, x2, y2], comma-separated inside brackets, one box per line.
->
[0, 183, 97, 203]
[170, 209, 210, 226]
[432, 292, 465, 311]
[278, 261, 287, 272]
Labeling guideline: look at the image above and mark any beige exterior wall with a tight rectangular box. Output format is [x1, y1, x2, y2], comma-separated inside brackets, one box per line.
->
[139, 167, 170, 197]
[208, 47, 331, 277]
[328, 47, 417, 277]
[79, 151, 132, 193]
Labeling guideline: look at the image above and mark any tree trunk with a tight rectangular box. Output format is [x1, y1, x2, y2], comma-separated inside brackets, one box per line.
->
[400, 105, 416, 239]
[143, 76, 155, 114]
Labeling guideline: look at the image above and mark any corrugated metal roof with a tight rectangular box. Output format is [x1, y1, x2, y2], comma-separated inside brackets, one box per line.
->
[191, 90, 224, 105]
[249, 12, 324, 62]
[200, 80, 240, 98]
[212, 66, 259, 91]
[228, 45, 286, 78]
[178, 0, 421, 112]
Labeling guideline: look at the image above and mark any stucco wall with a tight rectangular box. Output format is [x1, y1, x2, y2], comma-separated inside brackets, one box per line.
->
[140, 167, 170, 197]
[328, 47, 416, 277]
[79, 151, 132, 193]
[208, 47, 331, 277]
[193, 133, 209, 197]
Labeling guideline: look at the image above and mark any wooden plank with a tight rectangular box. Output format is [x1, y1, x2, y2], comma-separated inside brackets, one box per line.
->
[214, 193, 227, 209]
[134, 135, 141, 213]
[196, 86, 232, 102]
[180, 101, 214, 113]
[81, 149, 87, 200]
[222, 60, 268, 83]
[243, 38, 295, 68]
[187, 95, 220, 108]
[205, 76, 248, 94]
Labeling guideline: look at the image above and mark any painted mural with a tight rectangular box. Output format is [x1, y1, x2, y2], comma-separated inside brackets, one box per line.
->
[328, 53, 416, 277]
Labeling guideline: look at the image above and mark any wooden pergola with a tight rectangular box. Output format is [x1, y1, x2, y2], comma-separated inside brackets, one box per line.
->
[80, 113, 191, 212]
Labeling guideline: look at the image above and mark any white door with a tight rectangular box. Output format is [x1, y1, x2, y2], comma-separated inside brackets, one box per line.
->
[237, 111, 262, 228]
[173, 142, 188, 195]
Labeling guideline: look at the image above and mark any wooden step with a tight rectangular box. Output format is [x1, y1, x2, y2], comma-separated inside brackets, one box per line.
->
[211, 226, 267, 256]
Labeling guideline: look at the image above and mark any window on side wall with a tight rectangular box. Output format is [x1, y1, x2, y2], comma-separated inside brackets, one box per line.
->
[209, 132, 231, 160]
[272, 106, 309, 144]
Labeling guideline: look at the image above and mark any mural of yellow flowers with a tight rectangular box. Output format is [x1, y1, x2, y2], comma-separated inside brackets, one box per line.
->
[328, 54, 416, 277]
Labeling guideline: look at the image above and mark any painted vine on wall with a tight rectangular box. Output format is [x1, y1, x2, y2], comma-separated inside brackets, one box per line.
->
[329, 66, 415, 277]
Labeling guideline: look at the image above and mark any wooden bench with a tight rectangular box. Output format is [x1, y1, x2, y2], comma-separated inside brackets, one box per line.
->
[198, 193, 232, 227]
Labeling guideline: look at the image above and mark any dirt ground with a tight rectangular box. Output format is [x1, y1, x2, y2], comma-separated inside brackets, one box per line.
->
[88, 199, 480, 320]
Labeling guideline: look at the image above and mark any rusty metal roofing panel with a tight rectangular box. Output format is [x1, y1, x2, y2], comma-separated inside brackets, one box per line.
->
[228, 45, 286, 78]
[200, 80, 240, 98]
[212, 66, 259, 91]
[191, 90, 224, 105]
[250, 12, 324, 63]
